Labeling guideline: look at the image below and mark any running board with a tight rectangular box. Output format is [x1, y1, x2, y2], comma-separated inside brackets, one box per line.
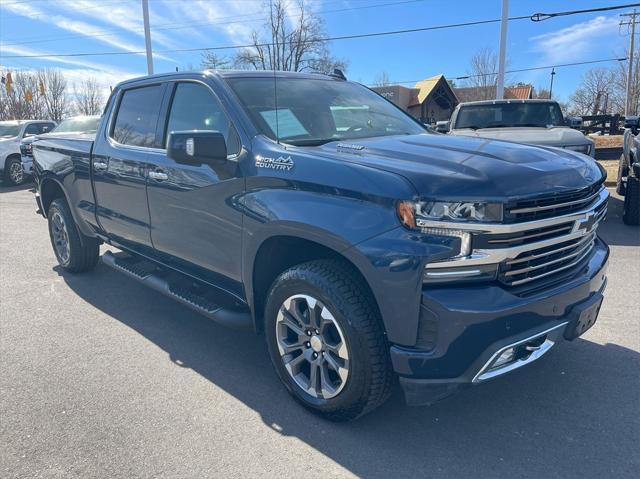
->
[101, 251, 252, 330]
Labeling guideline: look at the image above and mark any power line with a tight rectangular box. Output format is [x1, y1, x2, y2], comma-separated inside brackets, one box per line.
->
[0, 15, 533, 59]
[371, 57, 628, 86]
[531, 3, 640, 21]
[0, 0, 426, 47]
[1, 4, 635, 61]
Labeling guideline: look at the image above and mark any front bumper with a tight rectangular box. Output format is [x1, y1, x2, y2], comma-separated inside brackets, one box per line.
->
[391, 237, 609, 406]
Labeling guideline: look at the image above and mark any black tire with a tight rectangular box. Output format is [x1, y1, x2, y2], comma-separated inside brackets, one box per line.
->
[264, 259, 393, 421]
[47, 198, 100, 272]
[616, 154, 629, 196]
[3, 155, 25, 186]
[623, 176, 640, 225]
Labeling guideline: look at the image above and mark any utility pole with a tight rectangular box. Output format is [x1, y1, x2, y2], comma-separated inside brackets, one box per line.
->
[548, 67, 556, 99]
[621, 9, 638, 116]
[496, 0, 509, 99]
[142, 0, 154, 75]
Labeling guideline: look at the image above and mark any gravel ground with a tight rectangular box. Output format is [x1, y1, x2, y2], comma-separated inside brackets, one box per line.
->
[1, 183, 638, 479]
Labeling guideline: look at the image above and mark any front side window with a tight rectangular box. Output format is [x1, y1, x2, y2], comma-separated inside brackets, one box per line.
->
[455, 102, 566, 130]
[226, 77, 425, 146]
[112, 85, 164, 148]
[165, 82, 240, 155]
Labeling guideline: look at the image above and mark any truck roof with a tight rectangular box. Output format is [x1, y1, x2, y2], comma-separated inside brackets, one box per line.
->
[457, 99, 559, 107]
[115, 69, 345, 89]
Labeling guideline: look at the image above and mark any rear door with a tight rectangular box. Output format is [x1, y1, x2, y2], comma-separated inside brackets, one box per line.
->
[92, 83, 166, 252]
[144, 80, 245, 294]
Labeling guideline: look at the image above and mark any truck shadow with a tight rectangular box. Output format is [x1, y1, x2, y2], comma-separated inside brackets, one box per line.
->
[0, 181, 35, 194]
[55, 263, 639, 478]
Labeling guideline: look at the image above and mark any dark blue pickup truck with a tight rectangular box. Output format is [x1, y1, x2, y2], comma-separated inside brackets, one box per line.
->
[32, 70, 609, 421]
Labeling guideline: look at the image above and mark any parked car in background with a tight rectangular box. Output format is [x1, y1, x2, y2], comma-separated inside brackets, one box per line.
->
[617, 116, 640, 225]
[0, 120, 56, 185]
[20, 116, 100, 177]
[439, 99, 595, 157]
[32, 71, 609, 421]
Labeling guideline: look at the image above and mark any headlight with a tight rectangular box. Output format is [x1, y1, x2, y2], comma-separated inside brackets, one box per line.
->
[564, 144, 591, 155]
[397, 200, 503, 226]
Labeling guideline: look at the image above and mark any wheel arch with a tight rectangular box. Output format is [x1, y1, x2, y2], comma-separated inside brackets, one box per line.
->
[248, 232, 382, 335]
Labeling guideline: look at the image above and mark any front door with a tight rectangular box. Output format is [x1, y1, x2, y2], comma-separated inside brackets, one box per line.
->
[92, 83, 166, 252]
[145, 81, 245, 294]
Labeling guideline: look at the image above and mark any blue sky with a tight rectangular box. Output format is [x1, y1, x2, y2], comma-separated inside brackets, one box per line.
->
[0, 0, 630, 102]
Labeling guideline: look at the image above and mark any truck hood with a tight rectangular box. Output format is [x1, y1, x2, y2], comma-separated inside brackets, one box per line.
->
[450, 126, 591, 147]
[314, 134, 603, 200]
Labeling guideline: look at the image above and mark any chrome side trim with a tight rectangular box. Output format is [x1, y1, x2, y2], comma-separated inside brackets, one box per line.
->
[508, 188, 603, 214]
[472, 322, 568, 383]
[419, 188, 608, 234]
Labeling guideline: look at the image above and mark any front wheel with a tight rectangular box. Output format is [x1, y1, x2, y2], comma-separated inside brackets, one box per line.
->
[4, 156, 25, 186]
[264, 260, 393, 421]
[47, 198, 100, 272]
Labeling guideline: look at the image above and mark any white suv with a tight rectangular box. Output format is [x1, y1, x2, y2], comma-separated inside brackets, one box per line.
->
[0, 120, 56, 185]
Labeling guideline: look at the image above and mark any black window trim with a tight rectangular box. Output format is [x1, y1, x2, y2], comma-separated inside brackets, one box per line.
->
[160, 78, 242, 160]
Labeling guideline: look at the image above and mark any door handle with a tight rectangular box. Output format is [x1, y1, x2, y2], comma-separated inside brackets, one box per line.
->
[93, 160, 108, 171]
[149, 170, 168, 181]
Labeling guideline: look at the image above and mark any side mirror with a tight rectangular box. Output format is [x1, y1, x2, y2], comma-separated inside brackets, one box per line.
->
[567, 116, 583, 128]
[167, 131, 227, 165]
[435, 120, 450, 133]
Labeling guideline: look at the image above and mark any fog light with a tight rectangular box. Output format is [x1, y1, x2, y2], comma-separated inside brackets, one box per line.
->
[492, 347, 516, 368]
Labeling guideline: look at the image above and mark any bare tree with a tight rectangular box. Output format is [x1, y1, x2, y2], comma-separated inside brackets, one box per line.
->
[0, 70, 47, 120]
[373, 71, 391, 87]
[200, 51, 230, 70]
[533, 87, 551, 99]
[568, 68, 615, 116]
[38, 69, 70, 122]
[234, 0, 345, 73]
[610, 48, 640, 115]
[73, 78, 104, 116]
[463, 47, 500, 100]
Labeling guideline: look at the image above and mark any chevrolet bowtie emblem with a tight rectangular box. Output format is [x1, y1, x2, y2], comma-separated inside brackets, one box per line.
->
[577, 212, 597, 233]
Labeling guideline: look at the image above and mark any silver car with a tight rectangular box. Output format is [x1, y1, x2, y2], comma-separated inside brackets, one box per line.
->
[440, 99, 595, 157]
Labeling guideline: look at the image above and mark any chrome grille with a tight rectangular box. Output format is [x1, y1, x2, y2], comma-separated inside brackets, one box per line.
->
[424, 186, 608, 291]
[504, 182, 605, 222]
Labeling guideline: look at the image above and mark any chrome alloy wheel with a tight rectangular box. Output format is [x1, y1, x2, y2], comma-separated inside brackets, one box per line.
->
[9, 160, 24, 185]
[276, 294, 350, 399]
[51, 211, 70, 264]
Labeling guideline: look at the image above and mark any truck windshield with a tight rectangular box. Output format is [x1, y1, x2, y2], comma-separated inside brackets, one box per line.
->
[226, 77, 425, 146]
[53, 117, 100, 134]
[455, 102, 565, 130]
[0, 123, 22, 139]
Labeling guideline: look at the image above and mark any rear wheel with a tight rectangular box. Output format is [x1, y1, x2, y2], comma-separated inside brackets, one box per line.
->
[47, 198, 100, 272]
[264, 259, 393, 421]
[4, 156, 24, 186]
[623, 175, 640, 225]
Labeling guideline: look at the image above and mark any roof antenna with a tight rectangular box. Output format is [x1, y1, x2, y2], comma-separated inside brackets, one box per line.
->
[270, 0, 280, 144]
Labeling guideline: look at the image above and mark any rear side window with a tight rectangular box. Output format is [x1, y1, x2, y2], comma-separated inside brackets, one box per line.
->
[111, 85, 164, 148]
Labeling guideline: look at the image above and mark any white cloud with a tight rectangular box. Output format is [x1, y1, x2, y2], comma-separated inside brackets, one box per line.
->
[1, 1, 176, 62]
[530, 16, 620, 65]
